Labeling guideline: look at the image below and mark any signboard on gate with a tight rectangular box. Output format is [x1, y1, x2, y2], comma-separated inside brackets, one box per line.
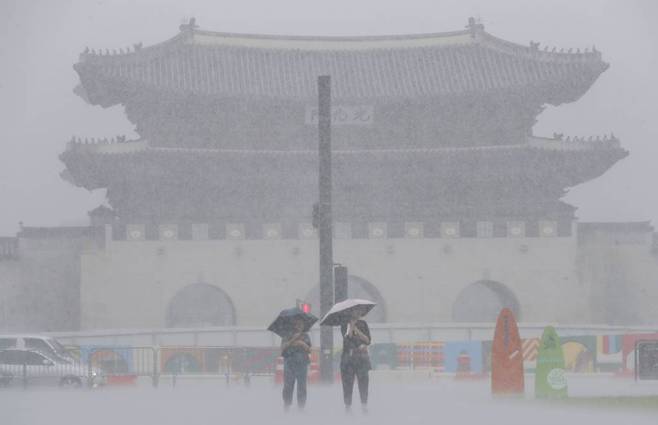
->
[636, 340, 658, 380]
[305, 105, 373, 126]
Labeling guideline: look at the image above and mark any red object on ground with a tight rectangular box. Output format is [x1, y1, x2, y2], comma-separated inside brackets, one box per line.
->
[308, 361, 320, 384]
[455, 351, 472, 380]
[307, 350, 321, 384]
[491, 308, 524, 395]
[107, 375, 138, 386]
[274, 357, 284, 384]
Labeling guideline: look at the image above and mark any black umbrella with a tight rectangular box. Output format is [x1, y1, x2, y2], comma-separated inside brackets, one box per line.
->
[267, 307, 318, 337]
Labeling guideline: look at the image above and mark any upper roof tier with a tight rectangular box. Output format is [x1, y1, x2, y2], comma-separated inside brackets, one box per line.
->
[74, 18, 608, 106]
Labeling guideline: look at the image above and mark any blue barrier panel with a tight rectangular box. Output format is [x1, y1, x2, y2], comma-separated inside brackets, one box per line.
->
[443, 341, 483, 374]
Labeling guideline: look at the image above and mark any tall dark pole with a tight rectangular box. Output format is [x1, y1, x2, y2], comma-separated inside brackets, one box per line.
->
[318, 75, 334, 383]
[334, 265, 348, 303]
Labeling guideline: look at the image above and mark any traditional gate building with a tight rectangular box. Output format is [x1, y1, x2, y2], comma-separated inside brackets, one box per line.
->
[1, 19, 657, 331]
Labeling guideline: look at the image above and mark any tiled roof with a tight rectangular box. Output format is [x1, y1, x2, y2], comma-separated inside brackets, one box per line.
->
[74, 20, 608, 106]
[60, 135, 627, 194]
[61, 135, 623, 156]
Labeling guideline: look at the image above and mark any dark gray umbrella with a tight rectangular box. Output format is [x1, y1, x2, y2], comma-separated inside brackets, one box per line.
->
[267, 307, 318, 337]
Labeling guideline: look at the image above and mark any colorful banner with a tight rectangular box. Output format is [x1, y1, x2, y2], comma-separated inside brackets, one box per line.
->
[443, 341, 483, 374]
[560, 336, 595, 373]
[595, 335, 623, 367]
[79, 346, 135, 374]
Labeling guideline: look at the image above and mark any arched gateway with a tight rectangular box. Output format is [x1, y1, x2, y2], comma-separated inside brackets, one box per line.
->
[60, 21, 631, 330]
[452, 280, 520, 322]
[166, 283, 236, 328]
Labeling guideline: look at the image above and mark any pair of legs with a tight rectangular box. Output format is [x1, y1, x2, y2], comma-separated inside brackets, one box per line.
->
[282, 360, 308, 409]
[341, 362, 369, 408]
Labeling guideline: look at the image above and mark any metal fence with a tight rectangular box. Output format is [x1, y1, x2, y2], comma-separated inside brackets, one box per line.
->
[5, 323, 658, 389]
[158, 346, 281, 387]
[49, 323, 658, 349]
[0, 345, 281, 390]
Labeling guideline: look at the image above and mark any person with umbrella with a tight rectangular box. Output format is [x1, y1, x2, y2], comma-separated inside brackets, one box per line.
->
[268, 307, 317, 411]
[320, 299, 375, 413]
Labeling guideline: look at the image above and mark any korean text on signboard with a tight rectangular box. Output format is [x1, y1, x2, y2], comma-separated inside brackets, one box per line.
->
[305, 105, 374, 126]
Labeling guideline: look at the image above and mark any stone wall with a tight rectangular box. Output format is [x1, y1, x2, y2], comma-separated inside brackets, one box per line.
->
[80, 223, 589, 329]
[3, 221, 656, 333]
[0, 228, 101, 332]
[0, 245, 20, 332]
[577, 223, 658, 325]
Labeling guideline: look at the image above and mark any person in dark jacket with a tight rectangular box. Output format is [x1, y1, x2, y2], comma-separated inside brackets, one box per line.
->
[340, 312, 371, 413]
[281, 318, 311, 410]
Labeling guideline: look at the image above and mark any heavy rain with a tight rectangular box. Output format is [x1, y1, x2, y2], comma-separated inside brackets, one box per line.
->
[1, 0, 657, 424]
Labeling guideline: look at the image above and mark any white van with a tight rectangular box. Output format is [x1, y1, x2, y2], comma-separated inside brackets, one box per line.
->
[0, 335, 76, 364]
[0, 348, 106, 388]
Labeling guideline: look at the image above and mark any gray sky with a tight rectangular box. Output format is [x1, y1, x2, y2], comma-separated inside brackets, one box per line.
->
[0, 0, 656, 235]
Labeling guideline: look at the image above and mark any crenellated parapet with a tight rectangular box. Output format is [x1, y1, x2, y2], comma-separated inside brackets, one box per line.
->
[102, 218, 573, 242]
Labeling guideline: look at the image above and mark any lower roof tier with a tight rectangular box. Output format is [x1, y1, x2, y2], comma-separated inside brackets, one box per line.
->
[60, 136, 626, 222]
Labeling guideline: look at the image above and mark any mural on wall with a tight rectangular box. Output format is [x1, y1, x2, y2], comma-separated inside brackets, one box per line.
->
[595, 335, 623, 366]
[561, 337, 595, 373]
[443, 341, 483, 374]
[79, 346, 135, 375]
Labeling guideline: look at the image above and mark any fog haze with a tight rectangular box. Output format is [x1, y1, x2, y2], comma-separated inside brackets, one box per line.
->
[1, 0, 657, 234]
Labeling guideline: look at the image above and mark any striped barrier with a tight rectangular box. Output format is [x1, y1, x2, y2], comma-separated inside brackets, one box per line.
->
[274, 357, 284, 384]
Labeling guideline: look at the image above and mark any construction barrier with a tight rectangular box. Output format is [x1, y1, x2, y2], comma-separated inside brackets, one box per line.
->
[11, 329, 654, 391]
[397, 342, 444, 369]
[444, 341, 482, 375]
[308, 350, 320, 384]
[455, 351, 471, 379]
[273, 350, 320, 385]
[370, 343, 398, 369]
[274, 357, 284, 384]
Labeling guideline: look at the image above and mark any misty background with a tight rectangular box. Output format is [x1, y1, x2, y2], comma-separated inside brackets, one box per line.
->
[0, 0, 656, 236]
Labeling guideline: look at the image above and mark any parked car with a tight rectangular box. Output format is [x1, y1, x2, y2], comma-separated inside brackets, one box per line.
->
[0, 349, 106, 388]
[0, 335, 77, 364]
